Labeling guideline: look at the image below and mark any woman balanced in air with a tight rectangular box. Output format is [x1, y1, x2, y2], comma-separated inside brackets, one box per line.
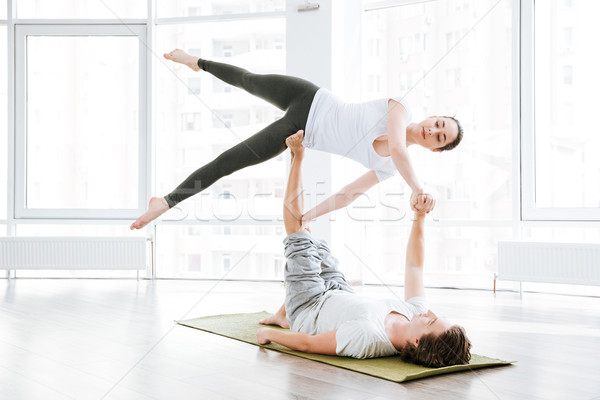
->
[130, 49, 463, 230]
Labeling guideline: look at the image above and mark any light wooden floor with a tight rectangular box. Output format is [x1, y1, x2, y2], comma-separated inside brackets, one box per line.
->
[0, 279, 599, 400]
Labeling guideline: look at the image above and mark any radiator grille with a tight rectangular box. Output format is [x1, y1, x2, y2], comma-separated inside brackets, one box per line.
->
[498, 241, 600, 285]
[0, 237, 146, 270]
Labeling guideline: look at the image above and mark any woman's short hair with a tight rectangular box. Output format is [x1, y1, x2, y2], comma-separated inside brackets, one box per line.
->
[438, 116, 464, 152]
[399, 325, 472, 368]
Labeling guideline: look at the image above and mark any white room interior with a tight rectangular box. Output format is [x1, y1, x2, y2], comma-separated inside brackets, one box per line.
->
[1, 0, 599, 399]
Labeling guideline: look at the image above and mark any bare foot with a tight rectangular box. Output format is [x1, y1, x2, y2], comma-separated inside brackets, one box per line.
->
[285, 130, 305, 158]
[130, 197, 170, 230]
[259, 304, 290, 329]
[163, 49, 200, 72]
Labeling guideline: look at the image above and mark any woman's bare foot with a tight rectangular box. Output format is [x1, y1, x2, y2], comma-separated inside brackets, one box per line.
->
[259, 303, 290, 329]
[130, 197, 170, 230]
[163, 49, 200, 72]
[285, 130, 305, 159]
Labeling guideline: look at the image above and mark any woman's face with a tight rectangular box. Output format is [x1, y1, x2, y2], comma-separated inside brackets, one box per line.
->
[415, 116, 459, 151]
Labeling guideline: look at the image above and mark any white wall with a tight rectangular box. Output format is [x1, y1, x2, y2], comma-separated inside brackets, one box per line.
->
[285, 0, 363, 259]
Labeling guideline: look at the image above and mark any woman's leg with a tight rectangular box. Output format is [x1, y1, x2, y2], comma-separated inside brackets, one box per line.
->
[164, 49, 318, 113]
[130, 51, 318, 230]
[165, 118, 296, 208]
[200, 59, 318, 113]
[130, 118, 297, 230]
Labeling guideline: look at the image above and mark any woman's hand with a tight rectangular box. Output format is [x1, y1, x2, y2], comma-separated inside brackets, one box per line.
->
[410, 190, 424, 212]
[300, 214, 311, 233]
[412, 193, 435, 214]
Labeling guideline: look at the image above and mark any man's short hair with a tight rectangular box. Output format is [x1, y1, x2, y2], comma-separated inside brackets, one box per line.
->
[399, 325, 472, 368]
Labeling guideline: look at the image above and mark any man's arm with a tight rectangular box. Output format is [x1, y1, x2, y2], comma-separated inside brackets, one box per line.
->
[302, 170, 379, 225]
[403, 196, 434, 300]
[256, 328, 338, 355]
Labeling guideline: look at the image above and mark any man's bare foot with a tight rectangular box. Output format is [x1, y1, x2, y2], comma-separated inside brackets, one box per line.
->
[259, 304, 290, 329]
[285, 130, 305, 159]
[163, 49, 200, 72]
[130, 197, 170, 230]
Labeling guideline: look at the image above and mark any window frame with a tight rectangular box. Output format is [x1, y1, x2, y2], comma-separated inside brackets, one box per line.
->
[520, 0, 600, 221]
[14, 23, 148, 219]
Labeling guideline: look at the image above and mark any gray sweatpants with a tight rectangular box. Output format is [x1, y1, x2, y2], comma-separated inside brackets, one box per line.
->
[283, 231, 354, 328]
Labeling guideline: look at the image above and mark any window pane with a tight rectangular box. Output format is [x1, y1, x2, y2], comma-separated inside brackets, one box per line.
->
[157, 0, 285, 18]
[0, 26, 6, 219]
[157, 225, 285, 279]
[155, 20, 286, 225]
[534, 1, 600, 208]
[17, 0, 146, 19]
[0, 0, 6, 19]
[359, 224, 512, 289]
[26, 36, 139, 209]
[360, 0, 513, 221]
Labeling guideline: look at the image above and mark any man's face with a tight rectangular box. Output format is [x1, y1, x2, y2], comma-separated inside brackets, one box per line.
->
[408, 310, 453, 345]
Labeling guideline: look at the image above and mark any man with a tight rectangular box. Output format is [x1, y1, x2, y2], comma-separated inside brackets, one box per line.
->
[256, 130, 471, 368]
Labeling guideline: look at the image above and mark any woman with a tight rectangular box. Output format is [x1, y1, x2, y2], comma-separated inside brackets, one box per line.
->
[130, 49, 463, 230]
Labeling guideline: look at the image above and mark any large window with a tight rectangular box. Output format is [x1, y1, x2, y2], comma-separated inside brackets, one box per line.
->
[522, 0, 600, 220]
[14, 25, 148, 219]
[348, 0, 513, 285]
[0, 25, 6, 220]
[1, 1, 597, 293]
[154, 17, 286, 278]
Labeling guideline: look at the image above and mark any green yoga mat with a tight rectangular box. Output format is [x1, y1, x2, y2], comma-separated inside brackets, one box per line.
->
[177, 311, 513, 383]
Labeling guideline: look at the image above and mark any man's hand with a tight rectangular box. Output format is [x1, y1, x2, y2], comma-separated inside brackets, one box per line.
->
[413, 193, 435, 214]
[256, 327, 272, 345]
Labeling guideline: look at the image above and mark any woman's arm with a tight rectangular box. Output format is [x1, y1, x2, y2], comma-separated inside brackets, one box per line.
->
[301, 170, 379, 225]
[256, 328, 338, 355]
[387, 100, 424, 209]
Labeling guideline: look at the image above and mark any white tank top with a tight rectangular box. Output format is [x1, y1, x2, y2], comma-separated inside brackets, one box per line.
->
[303, 88, 412, 182]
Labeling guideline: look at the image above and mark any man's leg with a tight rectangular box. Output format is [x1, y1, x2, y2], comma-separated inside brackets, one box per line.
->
[283, 131, 307, 235]
[262, 134, 351, 328]
[276, 131, 332, 330]
[260, 131, 306, 328]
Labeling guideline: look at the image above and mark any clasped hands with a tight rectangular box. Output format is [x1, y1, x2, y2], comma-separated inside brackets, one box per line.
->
[410, 191, 435, 214]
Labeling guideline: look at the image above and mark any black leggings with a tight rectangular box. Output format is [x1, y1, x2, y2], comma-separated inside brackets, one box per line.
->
[164, 59, 319, 208]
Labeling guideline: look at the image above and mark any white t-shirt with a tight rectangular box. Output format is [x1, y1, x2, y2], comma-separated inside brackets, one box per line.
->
[292, 290, 429, 359]
[303, 89, 413, 182]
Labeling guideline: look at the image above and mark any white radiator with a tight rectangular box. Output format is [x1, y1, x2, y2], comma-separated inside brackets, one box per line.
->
[498, 241, 600, 286]
[0, 237, 146, 270]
